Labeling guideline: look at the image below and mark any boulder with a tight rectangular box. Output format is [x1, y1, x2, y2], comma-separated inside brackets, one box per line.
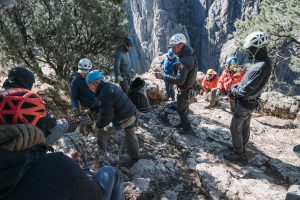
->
[260, 91, 300, 119]
[286, 185, 300, 200]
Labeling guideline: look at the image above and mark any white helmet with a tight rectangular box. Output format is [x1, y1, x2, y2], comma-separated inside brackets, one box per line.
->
[169, 33, 187, 47]
[243, 31, 268, 49]
[78, 58, 92, 73]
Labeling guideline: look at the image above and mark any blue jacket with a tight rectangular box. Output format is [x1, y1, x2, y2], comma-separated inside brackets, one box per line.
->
[71, 74, 95, 109]
[161, 55, 178, 75]
[94, 81, 136, 128]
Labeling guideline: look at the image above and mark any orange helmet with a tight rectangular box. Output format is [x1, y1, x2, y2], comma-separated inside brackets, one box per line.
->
[206, 69, 217, 75]
[0, 88, 47, 125]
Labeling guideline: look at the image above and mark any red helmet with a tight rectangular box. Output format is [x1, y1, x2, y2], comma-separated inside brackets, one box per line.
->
[0, 88, 47, 125]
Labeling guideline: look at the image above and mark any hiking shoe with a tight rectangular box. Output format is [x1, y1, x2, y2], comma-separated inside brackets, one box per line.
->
[173, 123, 183, 129]
[45, 119, 68, 146]
[204, 104, 214, 109]
[223, 151, 245, 161]
[178, 128, 196, 136]
[97, 133, 110, 151]
[118, 154, 137, 168]
[227, 145, 245, 153]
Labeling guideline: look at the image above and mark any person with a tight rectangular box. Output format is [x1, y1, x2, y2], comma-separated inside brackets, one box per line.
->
[202, 69, 219, 108]
[154, 33, 197, 135]
[71, 58, 95, 114]
[0, 89, 124, 200]
[114, 36, 135, 94]
[2, 66, 64, 146]
[214, 56, 246, 111]
[223, 31, 272, 161]
[160, 48, 178, 101]
[86, 70, 139, 163]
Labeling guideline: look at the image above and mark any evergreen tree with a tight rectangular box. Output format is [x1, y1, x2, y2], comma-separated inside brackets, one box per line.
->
[0, 0, 128, 79]
[235, 0, 300, 72]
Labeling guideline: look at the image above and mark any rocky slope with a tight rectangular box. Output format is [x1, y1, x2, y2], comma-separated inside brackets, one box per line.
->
[52, 77, 300, 200]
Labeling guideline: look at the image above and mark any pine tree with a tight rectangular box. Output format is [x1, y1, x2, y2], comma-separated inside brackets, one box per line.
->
[235, 0, 300, 72]
[0, 0, 129, 79]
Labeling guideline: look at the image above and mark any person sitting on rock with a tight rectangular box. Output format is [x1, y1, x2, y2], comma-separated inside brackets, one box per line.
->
[202, 69, 219, 108]
[86, 70, 139, 164]
[214, 56, 246, 111]
[2, 66, 64, 146]
[71, 58, 95, 114]
[160, 48, 178, 101]
[0, 89, 124, 200]
[223, 31, 272, 161]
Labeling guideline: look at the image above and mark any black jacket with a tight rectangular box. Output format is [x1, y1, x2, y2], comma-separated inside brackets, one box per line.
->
[0, 145, 101, 200]
[232, 50, 272, 110]
[164, 45, 197, 89]
[71, 74, 95, 109]
[114, 45, 132, 77]
[94, 81, 136, 128]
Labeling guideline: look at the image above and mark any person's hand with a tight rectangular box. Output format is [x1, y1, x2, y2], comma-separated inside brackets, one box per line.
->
[71, 107, 79, 115]
[116, 76, 123, 82]
[130, 68, 135, 75]
[154, 72, 164, 79]
[216, 89, 221, 97]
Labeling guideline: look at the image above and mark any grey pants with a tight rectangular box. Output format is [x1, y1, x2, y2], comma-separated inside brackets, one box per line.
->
[124, 126, 139, 160]
[230, 101, 252, 154]
[119, 75, 131, 94]
[165, 80, 175, 101]
[177, 89, 192, 131]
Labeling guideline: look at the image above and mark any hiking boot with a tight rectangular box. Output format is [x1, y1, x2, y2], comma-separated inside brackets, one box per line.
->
[227, 145, 245, 153]
[97, 133, 110, 151]
[204, 104, 214, 109]
[223, 151, 245, 161]
[118, 154, 138, 168]
[174, 123, 183, 129]
[178, 128, 196, 136]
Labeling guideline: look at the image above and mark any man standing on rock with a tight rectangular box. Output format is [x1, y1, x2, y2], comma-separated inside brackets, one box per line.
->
[154, 33, 197, 135]
[224, 31, 272, 161]
[86, 70, 139, 164]
[114, 36, 135, 94]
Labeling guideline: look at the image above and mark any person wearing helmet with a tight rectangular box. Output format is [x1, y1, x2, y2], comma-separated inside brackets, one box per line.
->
[114, 36, 135, 94]
[0, 89, 125, 200]
[2, 66, 62, 146]
[201, 69, 219, 108]
[154, 33, 197, 136]
[224, 31, 272, 161]
[86, 70, 139, 165]
[215, 56, 246, 111]
[160, 48, 178, 101]
[71, 58, 95, 114]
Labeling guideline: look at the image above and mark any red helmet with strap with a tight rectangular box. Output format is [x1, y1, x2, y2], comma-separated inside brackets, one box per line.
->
[0, 88, 46, 125]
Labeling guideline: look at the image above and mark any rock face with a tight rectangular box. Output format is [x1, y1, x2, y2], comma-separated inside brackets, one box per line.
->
[126, 0, 259, 73]
[260, 91, 300, 119]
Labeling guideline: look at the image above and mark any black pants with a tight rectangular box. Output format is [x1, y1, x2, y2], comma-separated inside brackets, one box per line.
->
[176, 89, 192, 130]
[119, 75, 131, 94]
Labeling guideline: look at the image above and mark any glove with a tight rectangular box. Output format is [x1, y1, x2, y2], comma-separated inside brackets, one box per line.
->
[71, 107, 79, 115]
[116, 76, 123, 82]
[216, 89, 221, 97]
[154, 72, 164, 79]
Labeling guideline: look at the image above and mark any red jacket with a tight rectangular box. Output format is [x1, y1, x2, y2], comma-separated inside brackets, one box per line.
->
[202, 75, 219, 94]
[217, 68, 245, 92]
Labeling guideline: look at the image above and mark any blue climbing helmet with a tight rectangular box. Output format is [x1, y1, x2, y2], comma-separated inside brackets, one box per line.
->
[225, 56, 238, 66]
[123, 36, 134, 47]
[86, 70, 104, 84]
[168, 48, 175, 58]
